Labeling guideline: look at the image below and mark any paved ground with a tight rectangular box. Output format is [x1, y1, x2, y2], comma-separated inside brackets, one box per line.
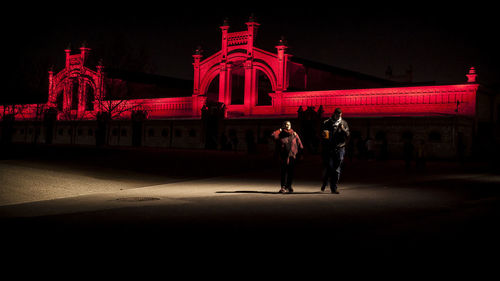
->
[1, 144, 499, 268]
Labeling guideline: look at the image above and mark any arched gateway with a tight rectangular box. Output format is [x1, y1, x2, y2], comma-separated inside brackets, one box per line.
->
[191, 16, 478, 118]
[192, 17, 286, 117]
[48, 45, 104, 119]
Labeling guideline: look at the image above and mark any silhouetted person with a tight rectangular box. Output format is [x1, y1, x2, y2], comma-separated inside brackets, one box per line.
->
[245, 130, 256, 154]
[457, 134, 466, 164]
[356, 137, 366, 159]
[379, 137, 388, 161]
[220, 133, 231, 150]
[365, 137, 375, 160]
[403, 139, 414, 170]
[320, 108, 350, 194]
[272, 121, 304, 193]
[415, 139, 427, 171]
[230, 134, 239, 151]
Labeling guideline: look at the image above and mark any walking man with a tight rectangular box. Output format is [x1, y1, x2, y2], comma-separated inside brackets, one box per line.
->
[320, 108, 350, 194]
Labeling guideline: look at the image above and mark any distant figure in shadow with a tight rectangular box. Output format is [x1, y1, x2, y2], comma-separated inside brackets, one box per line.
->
[365, 137, 375, 160]
[415, 139, 427, 171]
[245, 130, 256, 154]
[403, 139, 414, 170]
[272, 121, 304, 194]
[220, 133, 231, 151]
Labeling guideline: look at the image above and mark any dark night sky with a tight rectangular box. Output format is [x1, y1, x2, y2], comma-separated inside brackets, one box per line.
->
[4, 1, 499, 102]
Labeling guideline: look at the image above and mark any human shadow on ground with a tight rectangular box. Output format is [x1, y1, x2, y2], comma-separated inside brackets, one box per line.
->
[215, 190, 325, 195]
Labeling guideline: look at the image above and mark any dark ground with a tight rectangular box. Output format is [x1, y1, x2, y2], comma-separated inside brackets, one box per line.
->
[1, 144, 499, 272]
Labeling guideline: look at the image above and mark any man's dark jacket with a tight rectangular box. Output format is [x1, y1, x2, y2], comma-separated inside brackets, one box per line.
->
[321, 118, 350, 153]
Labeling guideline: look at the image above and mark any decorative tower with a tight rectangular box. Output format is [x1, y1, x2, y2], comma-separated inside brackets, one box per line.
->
[220, 18, 230, 61]
[192, 46, 203, 96]
[96, 59, 105, 111]
[65, 44, 72, 69]
[276, 36, 289, 92]
[48, 66, 55, 107]
[79, 42, 91, 68]
[274, 36, 289, 114]
[466, 67, 477, 83]
[218, 18, 231, 106]
[192, 47, 205, 117]
[245, 14, 260, 57]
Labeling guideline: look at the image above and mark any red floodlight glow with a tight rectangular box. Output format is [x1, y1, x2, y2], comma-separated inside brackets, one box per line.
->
[0, 19, 480, 121]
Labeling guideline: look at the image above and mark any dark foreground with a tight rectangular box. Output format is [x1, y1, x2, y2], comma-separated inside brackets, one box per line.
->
[1, 144, 499, 270]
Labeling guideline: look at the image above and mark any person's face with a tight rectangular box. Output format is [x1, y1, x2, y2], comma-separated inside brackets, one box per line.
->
[333, 112, 342, 120]
[284, 122, 291, 130]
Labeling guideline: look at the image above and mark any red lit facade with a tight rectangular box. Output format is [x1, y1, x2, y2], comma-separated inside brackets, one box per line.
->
[0, 18, 481, 121]
[1, 17, 497, 159]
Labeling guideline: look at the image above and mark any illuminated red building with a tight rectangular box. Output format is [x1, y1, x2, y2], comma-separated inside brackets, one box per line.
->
[1, 17, 498, 159]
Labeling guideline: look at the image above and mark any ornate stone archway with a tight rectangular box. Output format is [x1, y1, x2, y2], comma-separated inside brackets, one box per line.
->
[192, 16, 289, 116]
[48, 45, 104, 118]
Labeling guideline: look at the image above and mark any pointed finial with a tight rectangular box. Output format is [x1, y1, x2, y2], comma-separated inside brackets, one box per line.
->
[222, 17, 230, 26]
[278, 36, 287, 46]
[466, 66, 477, 83]
[194, 45, 203, 55]
[249, 13, 257, 22]
[97, 59, 104, 72]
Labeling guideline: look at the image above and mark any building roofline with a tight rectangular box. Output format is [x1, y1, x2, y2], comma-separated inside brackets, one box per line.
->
[290, 57, 394, 84]
[104, 68, 193, 88]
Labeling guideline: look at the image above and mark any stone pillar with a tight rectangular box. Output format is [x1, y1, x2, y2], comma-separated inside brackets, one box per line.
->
[65, 48, 71, 69]
[192, 47, 203, 95]
[96, 61, 105, 111]
[225, 63, 233, 106]
[219, 62, 228, 104]
[220, 20, 229, 61]
[276, 37, 289, 92]
[244, 60, 256, 114]
[245, 15, 260, 57]
[79, 43, 90, 67]
[48, 68, 55, 106]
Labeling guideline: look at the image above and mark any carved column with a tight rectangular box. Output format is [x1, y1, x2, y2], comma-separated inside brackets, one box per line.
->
[192, 49, 203, 96]
[276, 38, 288, 92]
[244, 60, 256, 114]
[96, 62, 105, 112]
[219, 62, 228, 104]
[220, 20, 229, 61]
[48, 68, 55, 106]
[275, 37, 289, 114]
[225, 63, 233, 106]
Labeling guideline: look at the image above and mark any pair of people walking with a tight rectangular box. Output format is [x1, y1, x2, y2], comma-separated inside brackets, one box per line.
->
[272, 108, 350, 194]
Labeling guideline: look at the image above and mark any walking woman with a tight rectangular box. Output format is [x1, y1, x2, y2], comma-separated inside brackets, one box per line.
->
[272, 121, 304, 193]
